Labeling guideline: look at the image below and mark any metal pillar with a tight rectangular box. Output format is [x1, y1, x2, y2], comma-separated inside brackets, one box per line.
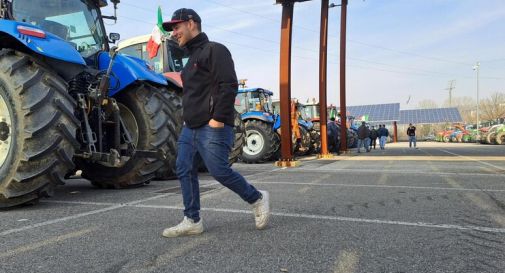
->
[275, 1, 297, 167]
[318, 0, 332, 158]
[339, 0, 348, 152]
[393, 121, 398, 143]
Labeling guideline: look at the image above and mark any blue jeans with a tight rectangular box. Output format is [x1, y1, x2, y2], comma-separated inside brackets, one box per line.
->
[379, 136, 387, 149]
[409, 135, 417, 147]
[357, 138, 370, 152]
[176, 124, 261, 222]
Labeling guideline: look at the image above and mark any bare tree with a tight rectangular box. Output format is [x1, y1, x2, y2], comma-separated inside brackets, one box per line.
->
[480, 92, 505, 121]
[443, 96, 475, 124]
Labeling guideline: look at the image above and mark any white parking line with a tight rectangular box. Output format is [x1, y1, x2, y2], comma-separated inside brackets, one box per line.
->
[250, 181, 505, 192]
[27, 201, 505, 234]
[135, 204, 505, 233]
[439, 149, 505, 172]
[0, 193, 172, 237]
[281, 168, 505, 177]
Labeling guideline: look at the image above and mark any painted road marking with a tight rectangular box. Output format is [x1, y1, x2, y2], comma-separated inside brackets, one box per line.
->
[250, 181, 505, 192]
[0, 193, 171, 237]
[340, 155, 505, 161]
[0, 227, 97, 259]
[31, 201, 505, 234]
[135, 204, 505, 233]
[439, 149, 505, 171]
[282, 168, 505, 178]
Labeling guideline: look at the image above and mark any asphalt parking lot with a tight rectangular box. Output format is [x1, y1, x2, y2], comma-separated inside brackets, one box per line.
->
[1, 142, 505, 273]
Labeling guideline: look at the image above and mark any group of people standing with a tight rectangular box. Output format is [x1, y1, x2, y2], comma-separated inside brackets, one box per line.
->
[357, 122, 390, 153]
[326, 119, 391, 154]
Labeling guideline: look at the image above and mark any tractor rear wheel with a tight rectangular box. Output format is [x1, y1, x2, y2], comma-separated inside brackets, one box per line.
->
[309, 130, 321, 154]
[295, 126, 312, 156]
[230, 111, 245, 165]
[241, 120, 279, 163]
[0, 50, 78, 207]
[495, 131, 505, 145]
[79, 85, 182, 188]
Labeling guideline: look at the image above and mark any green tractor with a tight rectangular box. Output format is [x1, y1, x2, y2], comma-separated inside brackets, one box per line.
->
[494, 125, 505, 145]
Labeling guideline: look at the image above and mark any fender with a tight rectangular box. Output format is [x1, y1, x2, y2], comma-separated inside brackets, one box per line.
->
[299, 119, 313, 131]
[98, 52, 167, 96]
[241, 111, 275, 124]
[0, 20, 86, 65]
[163, 72, 183, 89]
[273, 114, 281, 131]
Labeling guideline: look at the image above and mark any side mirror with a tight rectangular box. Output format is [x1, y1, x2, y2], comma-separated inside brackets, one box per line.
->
[109, 32, 120, 44]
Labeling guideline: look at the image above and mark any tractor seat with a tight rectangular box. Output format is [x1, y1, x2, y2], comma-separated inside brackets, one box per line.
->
[39, 20, 69, 40]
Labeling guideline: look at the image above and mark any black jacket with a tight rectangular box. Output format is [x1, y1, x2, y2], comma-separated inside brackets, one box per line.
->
[357, 125, 370, 140]
[181, 33, 238, 128]
[407, 126, 416, 136]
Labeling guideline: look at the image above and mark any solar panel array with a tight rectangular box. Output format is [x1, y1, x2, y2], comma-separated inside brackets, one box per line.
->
[399, 108, 463, 125]
[337, 103, 400, 122]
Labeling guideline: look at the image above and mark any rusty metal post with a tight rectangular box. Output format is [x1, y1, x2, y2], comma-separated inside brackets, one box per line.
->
[393, 121, 398, 143]
[339, 0, 348, 152]
[275, 1, 297, 167]
[318, 0, 332, 158]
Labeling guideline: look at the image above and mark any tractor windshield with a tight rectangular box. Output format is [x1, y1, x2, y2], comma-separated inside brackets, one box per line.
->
[247, 91, 272, 113]
[12, 0, 107, 58]
[302, 105, 320, 120]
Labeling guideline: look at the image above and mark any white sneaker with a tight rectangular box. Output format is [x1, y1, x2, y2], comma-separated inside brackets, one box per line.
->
[162, 216, 204, 238]
[252, 191, 271, 230]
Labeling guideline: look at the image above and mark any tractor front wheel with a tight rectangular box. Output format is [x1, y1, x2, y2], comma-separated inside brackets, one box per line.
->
[241, 120, 279, 163]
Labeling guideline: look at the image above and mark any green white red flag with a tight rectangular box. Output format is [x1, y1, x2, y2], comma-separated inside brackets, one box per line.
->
[146, 7, 166, 59]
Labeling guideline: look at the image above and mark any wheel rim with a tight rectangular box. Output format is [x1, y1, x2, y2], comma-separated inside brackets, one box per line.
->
[0, 91, 12, 168]
[118, 103, 139, 147]
[244, 129, 264, 156]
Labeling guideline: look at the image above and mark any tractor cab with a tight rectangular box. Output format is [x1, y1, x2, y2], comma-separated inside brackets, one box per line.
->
[8, 0, 116, 60]
[236, 88, 276, 123]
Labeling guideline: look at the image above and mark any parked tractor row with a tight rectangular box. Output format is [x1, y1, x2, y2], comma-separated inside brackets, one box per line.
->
[434, 123, 505, 145]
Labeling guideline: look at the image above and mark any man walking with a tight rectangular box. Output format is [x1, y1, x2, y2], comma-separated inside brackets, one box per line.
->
[357, 121, 370, 153]
[161, 8, 270, 237]
[407, 123, 417, 148]
[378, 124, 389, 150]
[369, 126, 378, 150]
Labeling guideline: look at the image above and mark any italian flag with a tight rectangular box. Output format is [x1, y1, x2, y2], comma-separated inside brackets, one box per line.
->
[146, 7, 166, 59]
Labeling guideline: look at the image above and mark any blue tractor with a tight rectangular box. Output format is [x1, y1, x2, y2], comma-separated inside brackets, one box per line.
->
[0, 0, 183, 207]
[235, 88, 280, 163]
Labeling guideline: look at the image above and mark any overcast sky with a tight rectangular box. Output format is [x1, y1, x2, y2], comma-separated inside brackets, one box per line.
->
[102, 0, 505, 109]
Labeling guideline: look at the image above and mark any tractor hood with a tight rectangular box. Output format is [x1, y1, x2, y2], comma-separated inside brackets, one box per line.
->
[98, 52, 167, 96]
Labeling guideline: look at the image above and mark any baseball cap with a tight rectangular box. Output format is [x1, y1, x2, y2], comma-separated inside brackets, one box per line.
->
[162, 8, 201, 31]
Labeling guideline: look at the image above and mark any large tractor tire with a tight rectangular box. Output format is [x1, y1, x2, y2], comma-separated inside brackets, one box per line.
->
[309, 130, 321, 154]
[196, 111, 245, 172]
[0, 50, 78, 207]
[79, 85, 182, 188]
[230, 111, 245, 165]
[486, 132, 497, 145]
[241, 120, 279, 163]
[295, 126, 312, 156]
[495, 131, 505, 145]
